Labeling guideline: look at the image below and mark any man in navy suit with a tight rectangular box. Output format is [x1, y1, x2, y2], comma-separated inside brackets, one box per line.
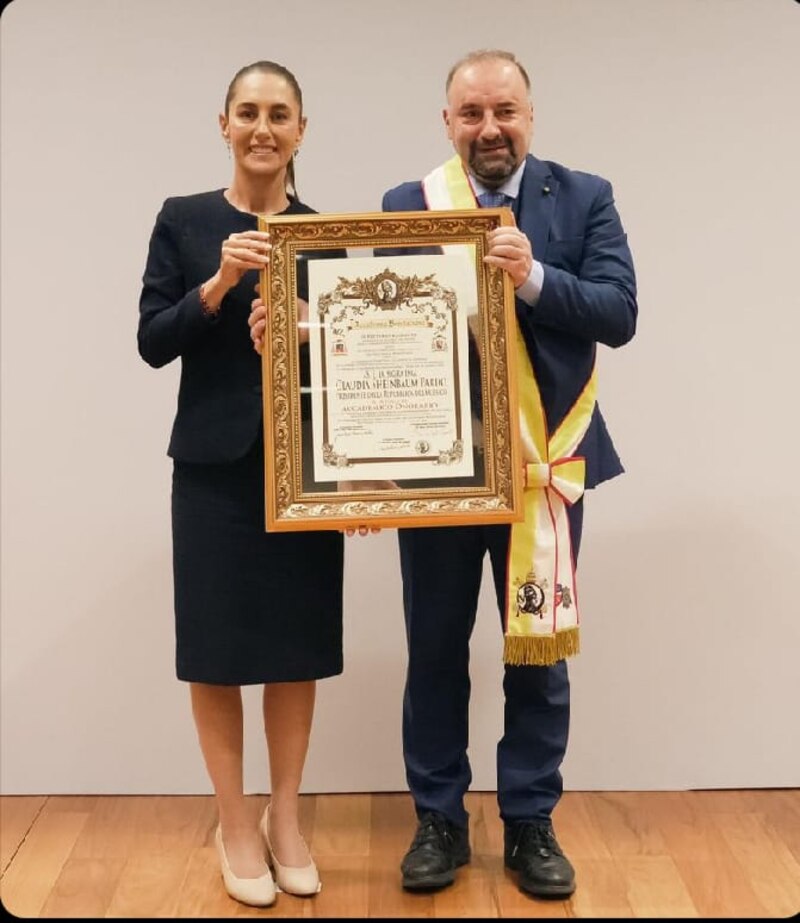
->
[382, 50, 637, 898]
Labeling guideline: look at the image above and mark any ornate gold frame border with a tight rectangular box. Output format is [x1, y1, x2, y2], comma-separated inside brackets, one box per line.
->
[258, 209, 523, 531]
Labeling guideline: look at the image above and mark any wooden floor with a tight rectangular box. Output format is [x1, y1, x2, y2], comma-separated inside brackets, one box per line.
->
[1, 790, 798, 918]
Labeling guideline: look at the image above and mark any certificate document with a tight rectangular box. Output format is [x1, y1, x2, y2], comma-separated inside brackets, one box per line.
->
[307, 254, 476, 482]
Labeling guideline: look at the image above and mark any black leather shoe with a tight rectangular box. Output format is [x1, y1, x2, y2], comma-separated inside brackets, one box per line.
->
[504, 820, 576, 898]
[401, 812, 471, 890]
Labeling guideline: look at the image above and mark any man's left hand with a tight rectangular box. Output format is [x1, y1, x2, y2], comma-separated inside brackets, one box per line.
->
[484, 218, 533, 289]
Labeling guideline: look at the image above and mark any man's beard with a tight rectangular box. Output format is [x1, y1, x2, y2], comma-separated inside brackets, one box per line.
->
[469, 137, 518, 189]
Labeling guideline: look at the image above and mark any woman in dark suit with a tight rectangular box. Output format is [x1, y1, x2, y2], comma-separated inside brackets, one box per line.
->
[138, 61, 342, 906]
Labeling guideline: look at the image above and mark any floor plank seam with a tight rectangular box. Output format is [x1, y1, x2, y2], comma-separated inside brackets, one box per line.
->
[0, 795, 50, 879]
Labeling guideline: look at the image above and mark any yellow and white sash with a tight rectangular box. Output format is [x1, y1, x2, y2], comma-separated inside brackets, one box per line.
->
[422, 155, 596, 665]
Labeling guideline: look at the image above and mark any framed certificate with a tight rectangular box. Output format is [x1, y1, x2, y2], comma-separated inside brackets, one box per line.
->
[258, 209, 523, 531]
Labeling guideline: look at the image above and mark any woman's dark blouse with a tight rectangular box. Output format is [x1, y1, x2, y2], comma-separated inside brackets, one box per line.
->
[138, 190, 336, 464]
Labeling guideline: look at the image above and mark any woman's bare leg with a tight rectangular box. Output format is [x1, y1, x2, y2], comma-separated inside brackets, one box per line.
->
[263, 680, 316, 866]
[190, 682, 268, 878]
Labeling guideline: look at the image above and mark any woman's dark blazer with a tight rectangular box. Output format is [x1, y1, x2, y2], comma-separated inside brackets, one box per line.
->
[138, 191, 327, 464]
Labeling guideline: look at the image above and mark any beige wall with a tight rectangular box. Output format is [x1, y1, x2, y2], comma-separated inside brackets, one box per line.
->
[2, 0, 798, 795]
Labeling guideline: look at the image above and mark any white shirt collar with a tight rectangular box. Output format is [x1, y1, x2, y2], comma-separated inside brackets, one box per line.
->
[469, 159, 527, 200]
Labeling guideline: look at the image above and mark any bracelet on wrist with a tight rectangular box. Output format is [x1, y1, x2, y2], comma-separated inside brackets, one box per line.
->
[199, 282, 218, 316]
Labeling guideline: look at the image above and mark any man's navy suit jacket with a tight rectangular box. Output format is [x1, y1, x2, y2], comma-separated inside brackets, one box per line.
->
[381, 154, 637, 489]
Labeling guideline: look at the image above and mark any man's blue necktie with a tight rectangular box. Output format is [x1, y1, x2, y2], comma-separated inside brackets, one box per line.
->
[477, 190, 509, 208]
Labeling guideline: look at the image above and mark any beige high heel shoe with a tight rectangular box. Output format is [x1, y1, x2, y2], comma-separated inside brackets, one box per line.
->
[260, 805, 321, 895]
[214, 825, 276, 907]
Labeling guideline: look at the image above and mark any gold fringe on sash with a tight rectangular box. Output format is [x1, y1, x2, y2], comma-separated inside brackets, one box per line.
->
[503, 627, 580, 666]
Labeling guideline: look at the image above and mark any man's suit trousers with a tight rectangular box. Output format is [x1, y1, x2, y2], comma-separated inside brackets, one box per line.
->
[398, 500, 583, 827]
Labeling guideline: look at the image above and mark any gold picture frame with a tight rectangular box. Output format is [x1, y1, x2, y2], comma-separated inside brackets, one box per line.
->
[258, 209, 523, 531]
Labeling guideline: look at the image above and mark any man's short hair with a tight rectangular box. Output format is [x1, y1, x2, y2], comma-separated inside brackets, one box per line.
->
[445, 49, 531, 95]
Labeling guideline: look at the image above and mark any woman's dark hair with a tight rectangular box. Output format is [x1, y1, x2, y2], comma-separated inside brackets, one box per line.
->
[224, 61, 303, 196]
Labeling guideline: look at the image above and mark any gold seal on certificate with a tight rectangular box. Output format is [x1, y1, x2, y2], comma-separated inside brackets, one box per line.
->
[258, 209, 523, 532]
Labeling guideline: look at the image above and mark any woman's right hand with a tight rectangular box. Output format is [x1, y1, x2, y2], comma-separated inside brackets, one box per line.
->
[203, 232, 272, 314]
[218, 230, 271, 289]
